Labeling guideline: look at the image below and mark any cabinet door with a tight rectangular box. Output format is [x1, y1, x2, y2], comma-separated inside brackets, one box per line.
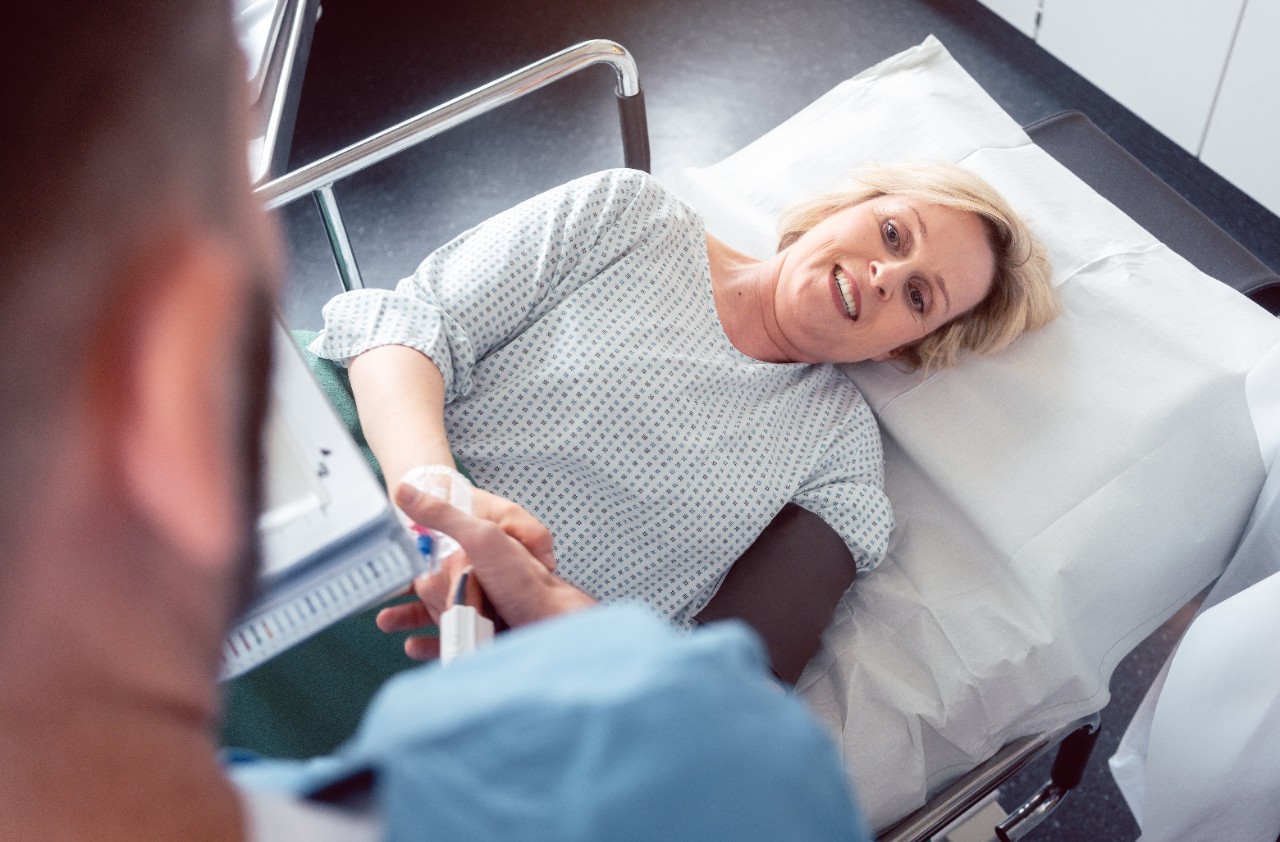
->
[974, 0, 1041, 37]
[1037, 0, 1244, 153]
[1201, 0, 1280, 217]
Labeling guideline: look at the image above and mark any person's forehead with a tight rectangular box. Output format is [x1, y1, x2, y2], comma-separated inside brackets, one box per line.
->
[832, 194, 956, 223]
[873, 194, 951, 219]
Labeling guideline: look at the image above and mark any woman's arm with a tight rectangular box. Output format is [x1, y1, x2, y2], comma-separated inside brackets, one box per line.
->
[353, 342, 561, 657]
[710, 390, 890, 682]
[349, 342, 558, 573]
[695, 504, 856, 685]
[348, 344, 453, 492]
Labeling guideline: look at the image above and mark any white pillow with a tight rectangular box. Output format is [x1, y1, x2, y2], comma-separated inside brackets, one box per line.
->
[672, 36, 1280, 829]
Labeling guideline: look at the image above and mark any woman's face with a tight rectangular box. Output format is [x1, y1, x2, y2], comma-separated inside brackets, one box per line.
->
[768, 196, 996, 364]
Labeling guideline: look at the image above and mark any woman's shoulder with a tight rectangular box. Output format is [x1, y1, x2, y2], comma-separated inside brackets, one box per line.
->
[565, 169, 701, 228]
[570, 167, 662, 197]
[810, 366, 881, 437]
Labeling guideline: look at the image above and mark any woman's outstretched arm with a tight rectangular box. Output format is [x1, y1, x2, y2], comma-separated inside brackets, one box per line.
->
[348, 343, 453, 492]
[349, 343, 558, 575]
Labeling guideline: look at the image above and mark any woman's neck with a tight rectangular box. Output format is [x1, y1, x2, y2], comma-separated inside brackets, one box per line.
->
[704, 234, 791, 363]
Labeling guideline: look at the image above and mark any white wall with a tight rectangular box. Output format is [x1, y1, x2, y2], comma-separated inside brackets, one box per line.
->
[1201, 0, 1280, 216]
[974, 0, 1279, 217]
[975, 0, 1040, 37]
[1036, 0, 1244, 155]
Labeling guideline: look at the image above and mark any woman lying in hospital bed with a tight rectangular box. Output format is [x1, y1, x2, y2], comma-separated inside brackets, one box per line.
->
[308, 163, 1056, 655]
[229, 40, 1280, 832]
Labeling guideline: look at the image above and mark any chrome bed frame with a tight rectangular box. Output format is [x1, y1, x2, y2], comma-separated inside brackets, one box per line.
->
[255, 39, 1104, 842]
[257, 39, 649, 291]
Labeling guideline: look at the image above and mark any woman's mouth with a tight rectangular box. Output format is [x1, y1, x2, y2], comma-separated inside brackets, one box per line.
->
[831, 265, 859, 320]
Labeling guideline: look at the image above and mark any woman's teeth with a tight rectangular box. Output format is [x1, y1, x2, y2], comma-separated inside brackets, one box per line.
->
[835, 266, 858, 319]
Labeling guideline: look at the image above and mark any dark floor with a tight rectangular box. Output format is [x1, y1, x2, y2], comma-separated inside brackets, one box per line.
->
[271, 1, 1277, 837]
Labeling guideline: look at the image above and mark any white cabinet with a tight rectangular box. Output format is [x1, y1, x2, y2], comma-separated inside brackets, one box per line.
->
[979, 0, 1279, 215]
[1036, 0, 1245, 154]
[1200, 0, 1280, 217]
[974, 0, 1041, 37]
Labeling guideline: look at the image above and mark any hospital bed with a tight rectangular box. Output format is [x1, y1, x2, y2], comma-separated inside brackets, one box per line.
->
[250, 36, 1280, 840]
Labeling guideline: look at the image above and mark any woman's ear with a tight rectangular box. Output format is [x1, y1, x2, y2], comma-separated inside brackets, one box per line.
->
[114, 230, 250, 572]
[872, 348, 900, 362]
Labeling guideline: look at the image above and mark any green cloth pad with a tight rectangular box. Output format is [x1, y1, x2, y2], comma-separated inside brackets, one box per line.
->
[219, 331, 461, 759]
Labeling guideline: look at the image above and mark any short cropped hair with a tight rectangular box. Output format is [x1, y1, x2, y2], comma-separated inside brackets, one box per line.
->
[776, 162, 1058, 370]
[0, 2, 241, 546]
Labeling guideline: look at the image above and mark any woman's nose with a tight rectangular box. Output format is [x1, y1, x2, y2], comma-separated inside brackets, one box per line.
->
[868, 262, 894, 300]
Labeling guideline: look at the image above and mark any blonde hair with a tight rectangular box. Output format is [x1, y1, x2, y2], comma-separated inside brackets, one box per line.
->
[776, 161, 1058, 370]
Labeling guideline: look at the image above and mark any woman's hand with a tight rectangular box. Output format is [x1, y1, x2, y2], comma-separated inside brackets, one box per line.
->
[377, 483, 591, 660]
[373, 482, 557, 654]
[394, 465, 556, 573]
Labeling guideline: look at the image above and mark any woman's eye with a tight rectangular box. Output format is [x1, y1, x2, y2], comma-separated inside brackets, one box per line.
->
[909, 286, 927, 313]
[884, 220, 900, 249]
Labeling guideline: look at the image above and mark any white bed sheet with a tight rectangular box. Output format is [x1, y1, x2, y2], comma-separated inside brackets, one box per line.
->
[1108, 464, 1280, 840]
[670, 37, 1280, 829]
[1107, 348, 1280, 838]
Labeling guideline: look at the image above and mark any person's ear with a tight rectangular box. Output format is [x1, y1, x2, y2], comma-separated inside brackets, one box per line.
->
[872, 348, 900, 362]
[115, 230, 251, 572]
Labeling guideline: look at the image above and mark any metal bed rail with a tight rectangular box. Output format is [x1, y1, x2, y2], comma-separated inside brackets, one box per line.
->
[245, 0, 319, 183]
[254, 39, 650, 292]
[876, 714, 1102, 842]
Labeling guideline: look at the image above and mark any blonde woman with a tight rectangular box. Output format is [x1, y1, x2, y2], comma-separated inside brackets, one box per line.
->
[314, 163, 1056, 652]
[219, 163, 1056, 758]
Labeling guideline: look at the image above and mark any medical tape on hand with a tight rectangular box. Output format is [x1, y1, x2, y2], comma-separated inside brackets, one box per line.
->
[398, 465, 473, 575]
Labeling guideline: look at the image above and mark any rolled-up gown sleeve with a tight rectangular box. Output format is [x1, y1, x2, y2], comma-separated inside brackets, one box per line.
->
[790, 397, 894, 572]
[309, 169, 665, 403]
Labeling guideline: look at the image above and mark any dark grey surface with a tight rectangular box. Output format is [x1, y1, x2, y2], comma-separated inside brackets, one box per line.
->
[1027, 111, 1280, 311]
[271, 1, 1276, 837]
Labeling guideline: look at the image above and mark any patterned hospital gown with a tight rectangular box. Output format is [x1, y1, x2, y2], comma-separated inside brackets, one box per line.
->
[312, 169, 893, 626]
